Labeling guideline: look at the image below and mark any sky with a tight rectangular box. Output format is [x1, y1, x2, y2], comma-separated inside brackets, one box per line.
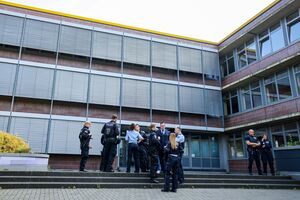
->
[6, 0, 275, 42]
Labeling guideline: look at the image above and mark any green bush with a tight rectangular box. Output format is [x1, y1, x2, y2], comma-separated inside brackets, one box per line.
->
[0, 131, 30, 153]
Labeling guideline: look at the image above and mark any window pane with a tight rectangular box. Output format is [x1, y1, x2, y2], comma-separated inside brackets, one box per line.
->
[0, 116, 9, 132]
[191, 136, 200, 157]
[180, 86, 204, 114]
[123, 37, 150, 66]
[227, 56, 235, 74]
[23, 19, 59, 52]
[246, 39, 257, 64]
[241, 87, 251, 110]
[265, 79, 278, 103]
[89, 75, 120, 106]
[231, 96, 239, 114]
[260, 37, 271, 57]
[295, 71, 300, 94]
[251, 87, 262, 108]
[277, 76, 292, 100]
[152, 82, 178, 111]
[122, 79, 150, 109]
[202, 51, 219, 76]
[238, 50, 247, 68]
[59, 26, 92, 56]
[205, 89, 223, 116]
[271, 125, 285, 148]
[16, 66, 54, 99]
[235, 133, 245, 158]
[0, 62, 16, 95]
[224, 97, 231, 116]
[227, 134, 235, 158]
[287, 11, 300, 42]
[54, 70, 88, 102]
[270, 23, 285, 51]
[179, 47, 202, 73]
[93, 32, 122, 61]
[0, 14, 24, 46]
[286, 130, 300, 146]
[152, 42, 176, 70]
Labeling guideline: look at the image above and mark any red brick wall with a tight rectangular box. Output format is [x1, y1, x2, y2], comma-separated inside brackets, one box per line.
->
[229, 159, 276, 173]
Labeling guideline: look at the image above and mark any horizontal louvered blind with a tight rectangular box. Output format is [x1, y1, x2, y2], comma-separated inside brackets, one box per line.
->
[179, 47, 202, 73]
[152, 82, 178, 111]
[122, 79, 150, 108]
[93, 32, 122, 61]
[0, 116, 9, 132]
[23, 19, 59, 52]
[152, 42, 177, 70]
[123, 37, 150, 66]
[0, 62, 16, 95]
[202, 51, 219, 76]
[205, 89, 223, 116]
[179, 86, 204, 114]
[0, 14, 23, 46]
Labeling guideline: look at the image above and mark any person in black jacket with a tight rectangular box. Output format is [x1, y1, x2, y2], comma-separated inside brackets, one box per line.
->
[79, 121, 92, 172]
[100, 114, 120, 172]
[161, 131, 182, 193]
[261, 134, 275, 176]
[245, 129, 263, 175]
[138, 125, 149, 172]
[148, 123, 162, 183]
[156, 122, 170, 173]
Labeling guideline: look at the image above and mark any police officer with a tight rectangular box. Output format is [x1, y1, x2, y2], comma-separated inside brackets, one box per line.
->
[162, 131, 182, 193]
[79, 121, 92, 172]
[100, 114, 120, 172]
[175, 127, 185, 184]
[138, 126, 149, 172]
[261, 134, 275, 176]
[245, 129, 263, 175]
[148, 123, 162, 183]
[156, 122, 170, 173]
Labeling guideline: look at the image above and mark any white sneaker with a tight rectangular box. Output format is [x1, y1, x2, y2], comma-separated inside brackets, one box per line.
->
[156, 170, 160, 174]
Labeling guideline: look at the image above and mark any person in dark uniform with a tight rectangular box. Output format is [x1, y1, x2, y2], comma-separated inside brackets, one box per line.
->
[156, 122, 170, 173]
[175, 127, 185, 184]
[79, 121, 92, 172]
[260, 134, 275, 176]
[137, 125, 149, 172]
[245, 129, 263, 175]
[100, 114, 120, 172]
[161, 131, 182, 193]
[148, 123, 162, 183]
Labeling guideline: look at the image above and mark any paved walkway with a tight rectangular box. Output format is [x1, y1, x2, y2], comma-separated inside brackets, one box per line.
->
[0, 188, 299, 200]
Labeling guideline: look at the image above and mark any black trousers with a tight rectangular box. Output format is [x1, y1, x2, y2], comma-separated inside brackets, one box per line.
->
[159, 151, 166, 172]
[149, 154, 159, 179]
[79, 148, 89, 171]
[127, 143, 140, 173]
[101, 142, 117, 172]
[248, 150, 262, 174]
[138, 145, 149, 172]
[164, 156, 179, 192]
[261, 150, 275, 174]
[178, 156, 184, 183]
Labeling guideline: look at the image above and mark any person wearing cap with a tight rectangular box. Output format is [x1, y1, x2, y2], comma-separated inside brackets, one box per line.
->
[79, 121, 92, 172]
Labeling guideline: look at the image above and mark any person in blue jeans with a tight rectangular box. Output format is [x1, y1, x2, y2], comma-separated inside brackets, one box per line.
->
[125, 123, 143, 173]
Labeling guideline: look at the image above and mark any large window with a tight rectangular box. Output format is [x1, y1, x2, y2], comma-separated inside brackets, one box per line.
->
[202, 51, 219, 77]
[294, 64, 300, 95]
[89, 75, 120, 106]
[59, 26, 92, 57]
[264, 70, 292, 104]
[284, 122, 300, 146]
[0, 62, 16, 96]
[237, 38, 257, 68]
[23, 19, 59, 52]
[54, 70, 88, 103]
[0, 14, 24, 46]
[227, 133, 245, 159]
[223, 90, 239, 116]
[16, 65, 54, 99]
[123, 37, 150, 66]
[220, 53, 235, 77]
[259, 23, 285, 58]
[152, 82, 178, 111]
[122, 79, 150, 109]
[92, 32, 122, 61]
[271, 125, 285, 148]
[152, 42, 177, 70]
[286, 10, 300, 43]
[178, 47, 201, 73]
[205, 89, 223, 116]
[240, 81, 262, 111]
[179, 86, 204, 114]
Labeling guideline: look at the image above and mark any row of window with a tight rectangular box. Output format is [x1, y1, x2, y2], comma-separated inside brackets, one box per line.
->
[0, 14, 219, 76]
[221, 8, 300, 77]
[228, 121, 300, 159]
[0, 63, 223, 116]
[223, 64, 300, 116]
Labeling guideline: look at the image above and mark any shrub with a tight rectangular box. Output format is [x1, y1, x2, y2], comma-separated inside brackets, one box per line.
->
[0, 131, 30, 153]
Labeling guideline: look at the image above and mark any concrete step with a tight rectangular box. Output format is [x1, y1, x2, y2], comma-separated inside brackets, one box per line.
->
[0, 176, 299, 185]
[1, 182, 300, 189]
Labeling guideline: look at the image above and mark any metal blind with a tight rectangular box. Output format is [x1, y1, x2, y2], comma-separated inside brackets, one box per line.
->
[179, 86, 204, 114]
[93, 32, 122, 61]
[0, 14, 24, 46]
[202, 51, 219, 76]
[122, 79, 150, 109]
[123, 37, 150, 66]
[16, 65, 54, 99]
[88, 122, 104, 155]
[0, 62, 16, 95]
[205, 89, 223, 116]
[152, 82, 178, 111]
[152, 42, 177, 70]
[9, 117, 49, 153]
[54, 70, 88, 103]
[23, 19, 59, 52]
[59, 26, 92, 57]
[0, 116, 9, 132]
[179, 47, 202, 73]
[89, 75, 120, 106]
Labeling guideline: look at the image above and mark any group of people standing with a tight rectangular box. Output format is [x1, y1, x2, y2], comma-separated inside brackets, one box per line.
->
[245, 129, 275, 176]
[78, 114, 185, 192]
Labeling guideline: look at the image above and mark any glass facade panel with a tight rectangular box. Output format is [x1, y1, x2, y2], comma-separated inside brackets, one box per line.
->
[270, 23, 285, 52]
[260, 36, 271, 57]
